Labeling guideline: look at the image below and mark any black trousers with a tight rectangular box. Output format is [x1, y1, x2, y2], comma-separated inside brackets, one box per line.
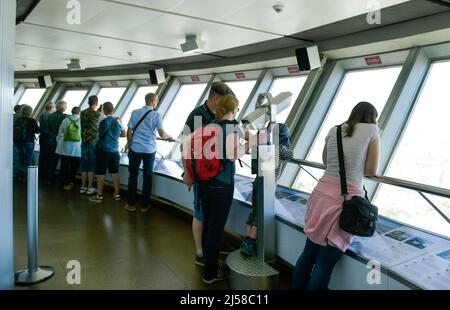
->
[199, 179, 234, 280]
[38, 141, 52, 179]
[60, 155, 79, 186]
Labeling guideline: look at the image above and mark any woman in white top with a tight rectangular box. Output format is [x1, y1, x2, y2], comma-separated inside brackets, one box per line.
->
[56, 106, 82, 190]
[293, 101, 380, 290]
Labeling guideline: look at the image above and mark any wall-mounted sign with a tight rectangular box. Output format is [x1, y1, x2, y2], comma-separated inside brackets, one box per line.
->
[365, 56, 382, 65]
[235, 72, 246, 79]
[287, 66, 300, 73]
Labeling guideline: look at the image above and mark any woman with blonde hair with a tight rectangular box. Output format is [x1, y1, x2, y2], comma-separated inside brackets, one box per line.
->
[293, 101, 380, 290]
[189, 95, 264, 284]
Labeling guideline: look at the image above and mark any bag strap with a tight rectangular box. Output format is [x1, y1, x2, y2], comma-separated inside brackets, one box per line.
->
[336, 124, 348, 199]
[131, 110, 152, 140]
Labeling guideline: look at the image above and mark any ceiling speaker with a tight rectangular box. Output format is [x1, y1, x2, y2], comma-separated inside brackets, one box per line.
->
[149, 68, 165, 85]
[295, 45, 321, 71]
[38, 75, 52, 88]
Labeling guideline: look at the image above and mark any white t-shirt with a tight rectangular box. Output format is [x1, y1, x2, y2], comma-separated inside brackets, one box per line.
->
[324, 123, 379, 189]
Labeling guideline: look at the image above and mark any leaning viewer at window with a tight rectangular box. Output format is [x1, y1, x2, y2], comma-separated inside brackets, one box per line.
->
[293, 101, 380, 290]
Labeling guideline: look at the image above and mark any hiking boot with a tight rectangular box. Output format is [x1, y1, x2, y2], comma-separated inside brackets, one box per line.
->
[194, 254, 205, 267]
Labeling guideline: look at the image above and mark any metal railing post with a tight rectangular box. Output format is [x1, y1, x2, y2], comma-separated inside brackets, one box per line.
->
[15, 166, 54, 286]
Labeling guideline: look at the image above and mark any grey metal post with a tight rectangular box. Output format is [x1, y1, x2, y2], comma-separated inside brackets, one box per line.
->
[15, 166, 54, 285]
[256, 145, 276, 262]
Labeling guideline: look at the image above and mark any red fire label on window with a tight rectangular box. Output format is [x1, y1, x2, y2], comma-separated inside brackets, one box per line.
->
[235, 72, 246, 79]
[287, 66, 300, 73]
[110, 81, 118, 87]
[191, 76, 200, 82]
[365, 56, 382, 65]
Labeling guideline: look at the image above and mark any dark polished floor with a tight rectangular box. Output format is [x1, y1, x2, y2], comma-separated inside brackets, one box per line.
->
[13, 179, 292, 290]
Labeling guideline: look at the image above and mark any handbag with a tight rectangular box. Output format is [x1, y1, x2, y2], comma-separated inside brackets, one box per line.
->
[336, 124, 378, 237]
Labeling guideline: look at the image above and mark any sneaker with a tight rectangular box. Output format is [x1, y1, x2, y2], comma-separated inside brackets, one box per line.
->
[240, 240, 257, 257]
[86, 187, 97, 195]
[125, 204, 137, 212]
[69, 182, 75, 188]
[219, 247, 234, 255]
[194, 254, 205, 267]
[113, 193, 121, 201]
[89, 195, 104, 203]
[63, 185, 72, 190]
[202, 267, 228, 284]
[80, 187, 88, 194]
[141, 206, 149, 213]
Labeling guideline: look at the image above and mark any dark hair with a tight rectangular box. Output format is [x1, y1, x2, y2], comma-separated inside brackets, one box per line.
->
[209, 82, 235, 98]
[14, 105, 22, 113]
[88, 95, 98, 106]
[71, 107, 81, 115]
[345, 101, 378, 137]
[103, 101, 114, 114]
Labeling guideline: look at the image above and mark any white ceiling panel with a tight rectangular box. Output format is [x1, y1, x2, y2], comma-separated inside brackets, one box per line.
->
[131, 14, 277, 54]
[110, 0, 186, 12]
[15, 45, 132, 71]
[15, 23, 187, 69]
[26, 0, 164, 40]
[14, 0, 413, 72]
[217, 0, 411, 35]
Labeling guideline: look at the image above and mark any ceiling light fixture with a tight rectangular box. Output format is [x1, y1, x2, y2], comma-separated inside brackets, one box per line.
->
[180, 34, 205, 53]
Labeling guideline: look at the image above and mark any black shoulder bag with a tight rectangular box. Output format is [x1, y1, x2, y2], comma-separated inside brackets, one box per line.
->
[336, 125, 378, 237]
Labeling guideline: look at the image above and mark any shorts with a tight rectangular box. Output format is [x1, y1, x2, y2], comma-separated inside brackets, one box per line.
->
[80, 143, 96, 173]
[193, 183, 204, 221]
[95, 149, 120, 175]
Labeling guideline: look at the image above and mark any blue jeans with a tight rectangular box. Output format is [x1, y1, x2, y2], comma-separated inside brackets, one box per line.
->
[193, 183, 204, 221]
[293, 238, 343, 290]
[128, 149, 156, 208]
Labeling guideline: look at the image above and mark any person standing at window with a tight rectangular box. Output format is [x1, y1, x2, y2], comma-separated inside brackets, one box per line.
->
[80, 95, 101, 195]
[55, 107, 81, 190]
[89, 102, 126, 203]
[293, 101, 380, 290]
[38, 102, 55, 180]
[47, 100, 67, 184]
[181, 82, 236, 267]
[124, 93, 173, 213]
[13, 104, 40, 181]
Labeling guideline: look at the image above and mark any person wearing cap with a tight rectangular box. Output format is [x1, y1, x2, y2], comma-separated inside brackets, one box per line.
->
[239, 123, 294, 257]
[181, 81, 235, 268]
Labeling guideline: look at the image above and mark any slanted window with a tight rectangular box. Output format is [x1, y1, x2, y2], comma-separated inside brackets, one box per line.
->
[293, 66, 402, 193]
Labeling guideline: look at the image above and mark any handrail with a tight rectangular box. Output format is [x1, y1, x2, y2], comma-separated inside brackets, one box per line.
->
[288, 158, 450, 199]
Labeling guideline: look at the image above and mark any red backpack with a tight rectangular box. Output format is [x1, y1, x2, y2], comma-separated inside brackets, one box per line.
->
[184, 125, 224, 182]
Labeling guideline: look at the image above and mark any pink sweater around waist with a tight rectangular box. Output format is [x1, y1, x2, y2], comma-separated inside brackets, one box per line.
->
[304, 175, 364, 252]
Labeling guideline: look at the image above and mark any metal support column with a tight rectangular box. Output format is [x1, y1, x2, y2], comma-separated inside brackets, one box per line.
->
[0, 0, 16, 290]
[15, 167, 55, 285]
